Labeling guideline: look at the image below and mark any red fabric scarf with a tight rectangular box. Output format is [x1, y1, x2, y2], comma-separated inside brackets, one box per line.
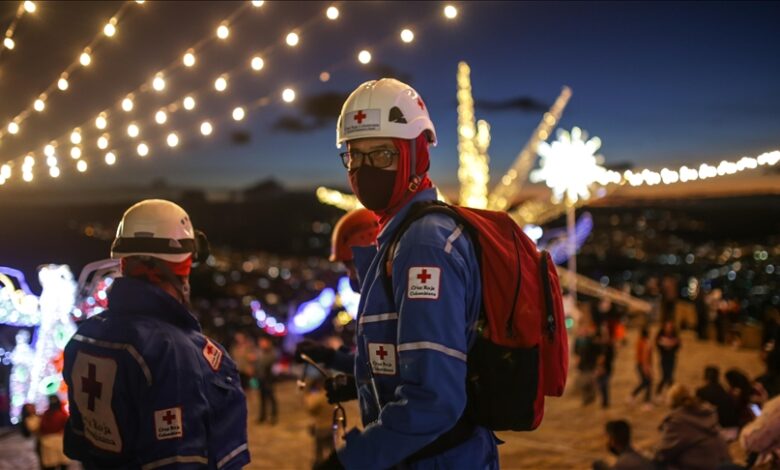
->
[373, 134, 433, 227]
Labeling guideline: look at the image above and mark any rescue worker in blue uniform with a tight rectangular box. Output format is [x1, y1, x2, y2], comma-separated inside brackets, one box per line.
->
[63, 199, 250, 469]
[309, 79, 499, 469]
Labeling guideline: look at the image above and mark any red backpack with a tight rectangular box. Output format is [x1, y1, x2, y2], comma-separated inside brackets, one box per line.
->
[384, 201, 568, 431]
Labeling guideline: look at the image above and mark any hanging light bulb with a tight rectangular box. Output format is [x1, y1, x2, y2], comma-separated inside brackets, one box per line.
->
[7, 122, 19, 135]
[121, 96, 134, 112]
[23, 1, 36, 13]
[358, 50, 372, 64]
[183, 96, 196, 110]
[70, 129, 82, 144]
[58, 74, 69, 91]
[34, 95, 46, 112]
[214, 75, 228, 92]
[286, 32, 300, 47]
[250, 56, 264, 71]
[183, 49, 196, 67]
[155, 110, 168, 125]
[127, 123, 140, 138]
[80, 48, 92, 67]
[3, 37, 15, 51]
[104, 18, 117, 37]
[97, 134, 109, 150]
[22, 172, 33, 183]
[95, 113, 108, 129]
[400, 29, 414, 43]
[217, 22, 230, 40]
[232, 107, 245, 121]
[444, 4, 458, 19]
[282, 88, 296, 103]
[326, 6, 339, 20]
[200, 121, 213, 136]
[166, 133, 179, 147]
[137, 143, 149, 157]
[251, 1, 264, 6]
[1, 164, 10, 179]
[105, 151, 116, 166]
[23, 155, 35, 167]
[46, 155, 57, 167]
[152, 73, 166, 92]
[44, 144, 55, 157]
[49, 167, 60, 178]
[77, 160, 88, 173]
[70, 147, 82, 160]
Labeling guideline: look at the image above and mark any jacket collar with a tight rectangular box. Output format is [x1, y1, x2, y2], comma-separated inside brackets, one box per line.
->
[107, 277, 201, 331]
[376, 188, 438, 246]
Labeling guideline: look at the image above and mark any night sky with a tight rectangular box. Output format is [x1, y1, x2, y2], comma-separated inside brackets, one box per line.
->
[0, 1, 778, 194]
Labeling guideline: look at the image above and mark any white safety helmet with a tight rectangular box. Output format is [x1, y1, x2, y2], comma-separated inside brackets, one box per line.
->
[110, 199, 208, 263]
[336, 78, 437, 148]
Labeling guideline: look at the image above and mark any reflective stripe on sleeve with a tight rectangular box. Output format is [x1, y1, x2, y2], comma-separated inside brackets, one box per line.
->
[358, 312, 399, 325]
[397, 341, 467, 362]
[72, 334, 152, 385]
[217, 443, 249, 468]
[141, 455, 209, 469]
[444, 225, 464, 254]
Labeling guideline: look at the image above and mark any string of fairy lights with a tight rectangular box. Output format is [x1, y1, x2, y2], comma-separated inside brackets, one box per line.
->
[0, 1, 139, 143]
[0, 1, 460, 186]
[0, 1, 37, 56]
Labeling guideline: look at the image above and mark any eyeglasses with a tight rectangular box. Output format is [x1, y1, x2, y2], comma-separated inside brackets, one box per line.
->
[297, 353, 348, 447]
[339, 149, 398, 170]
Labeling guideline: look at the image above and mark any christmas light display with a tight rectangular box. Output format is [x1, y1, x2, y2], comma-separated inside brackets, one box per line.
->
[336, 276, 360, 320]
[0, 267, 39, 326]
[288, 288, 336, 335]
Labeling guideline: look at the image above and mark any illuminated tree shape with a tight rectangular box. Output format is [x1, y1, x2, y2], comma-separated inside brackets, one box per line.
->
[530, 127, 607, 206]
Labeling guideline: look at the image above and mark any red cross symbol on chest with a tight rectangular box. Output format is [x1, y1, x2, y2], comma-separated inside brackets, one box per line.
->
[162, 409, 177, 426]
[353, 110, 367, 124]
[416, 269, 432, 284]
[81, 363, 102, 412]
[376, 346, 389, 361]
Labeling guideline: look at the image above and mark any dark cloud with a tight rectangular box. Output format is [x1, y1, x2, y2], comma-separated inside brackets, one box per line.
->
[230, 130, 252, 145]
[272, 116, 325, 133]
[474, 96, 549, 113]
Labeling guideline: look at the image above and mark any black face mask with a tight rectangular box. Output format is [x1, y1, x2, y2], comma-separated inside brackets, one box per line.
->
[348, 166, 397, 211]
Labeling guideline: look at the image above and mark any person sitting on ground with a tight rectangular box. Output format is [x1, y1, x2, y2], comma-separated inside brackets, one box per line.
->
[654, 384, 731, 470]
[725, 368, 759, 428]
[740, 394, 780, 468]
[696, 365, 740, 428]
[592, 420, 654, 470]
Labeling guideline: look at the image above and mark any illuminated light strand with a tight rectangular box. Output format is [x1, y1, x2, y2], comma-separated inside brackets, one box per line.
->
[0, 2, 33, 57]
[0, 1, 136, 143]
[488, 86, 572, 211]
[456, 61, 490, 209]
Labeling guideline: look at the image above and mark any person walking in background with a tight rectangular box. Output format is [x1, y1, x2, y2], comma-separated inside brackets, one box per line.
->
[631, 327, 653, 407]
[654, 384, 731, 469]
[575, 322, 600, 406]
[255, 336, 279, 425]
[304, 378, 336, 467]
[655, 321, 681, 396]
[696, 366, 740, 429]
[592, 420, 654, 470]
[38, 395, 70, 470]
[595, 325, 616, 409]
[20, 403, 42, 469]
[231, 331, 258, 393]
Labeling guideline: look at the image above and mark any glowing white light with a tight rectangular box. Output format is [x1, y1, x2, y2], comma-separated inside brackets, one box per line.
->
[121, 97, 133, 112]
[214, 75, 227, 92]
[23, 1, 36, 13]
[232, 107, 245, 121]
[77, 160, 87, 173]
[7, 122, 19, 135]
[1, 164, 10, 179]
[95, 113, 107, 129]
[200, 121, 213, 136]
[127, 123, 139, 138]
[103, 21, 116, 37]
[152, 73, 165, 92]
[444, 4, 458, 19]
[79, 50, 91, 66]
[358, 50, 372, 64]
[22, 172, 33, 182]
[23, 155, 35, 167]
[44, 144, 55, 157]
[217, 22, 229, 40]
[530, 126, 607, 205]
[104, 152, 116, 165]
[282, 88, 296, 103]
[183, 96, 196, 110]
[3, 37, 15, 50]
[250, 56, 264, 71]
[166, 133, 179, 147]
[183, 50, 196, 67]
[137, 143, 149, 157]
[326, 6, 339, 20]
[319, 71, 330, 82]
[400, 29, 414, 43]
[286, 32, 299, 46]
[33, 97, 45, 112]
[57, 75, 69, 91]
[251, 1, 264, 7]
[97, 135, 109, 150]
[70, 147, 81, 160]
[46, 156, 57, 167]
[155, 110, 167, 125]
[49, 167, 60, 178]
[70, 129, 81, 145]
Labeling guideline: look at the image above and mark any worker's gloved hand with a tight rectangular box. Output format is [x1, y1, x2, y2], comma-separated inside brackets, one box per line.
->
[325, 374, 358, 404]
[295, 340, 336, 366]
[313, 450, 344, 470]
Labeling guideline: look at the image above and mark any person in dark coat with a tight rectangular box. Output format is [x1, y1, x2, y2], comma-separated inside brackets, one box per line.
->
[654, 384, 731, 470]
[696, 366, 740, 428]
[655, 321, 681, 395]
[592, 420, 654, 470]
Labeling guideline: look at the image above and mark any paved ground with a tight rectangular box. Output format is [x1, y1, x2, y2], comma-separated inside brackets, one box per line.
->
[0, 330, 763, 469]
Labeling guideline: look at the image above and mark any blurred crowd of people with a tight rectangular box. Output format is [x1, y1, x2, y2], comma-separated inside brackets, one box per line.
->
[19, 395, 70, 470]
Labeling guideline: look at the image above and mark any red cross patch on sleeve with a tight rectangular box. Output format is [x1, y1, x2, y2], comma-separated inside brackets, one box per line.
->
[202, 338, 223, 371]
[154, 407, 183, 440]
[367, 343, 396, 375]
[407, 266, 441, 300]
